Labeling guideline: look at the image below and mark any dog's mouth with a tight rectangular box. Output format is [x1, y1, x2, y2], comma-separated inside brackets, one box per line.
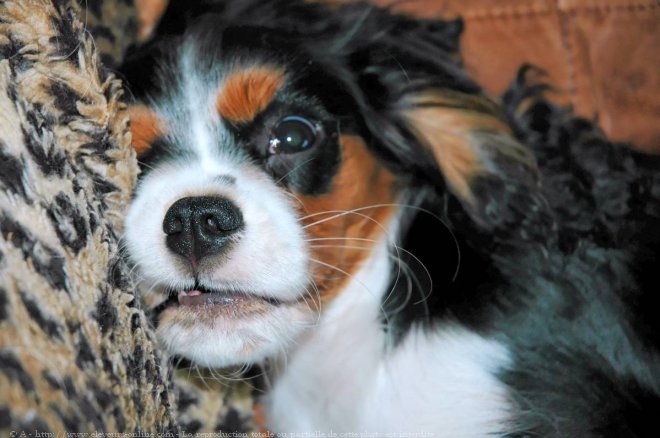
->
[175, 288, 281, 307]
[152, 285, 282, 322]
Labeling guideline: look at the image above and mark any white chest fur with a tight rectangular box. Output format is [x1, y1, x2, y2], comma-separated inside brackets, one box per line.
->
[266, 241, 515, 436]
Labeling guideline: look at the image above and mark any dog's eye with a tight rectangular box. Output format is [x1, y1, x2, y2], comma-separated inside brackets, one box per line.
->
[268, 116, 319, 154]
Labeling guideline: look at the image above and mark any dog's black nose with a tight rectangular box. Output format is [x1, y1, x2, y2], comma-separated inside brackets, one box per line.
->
[163, 196, 243, 263]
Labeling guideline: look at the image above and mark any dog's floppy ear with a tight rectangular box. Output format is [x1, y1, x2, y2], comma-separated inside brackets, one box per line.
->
[336, 12, 552, 239]
[393, 89, 550, 236]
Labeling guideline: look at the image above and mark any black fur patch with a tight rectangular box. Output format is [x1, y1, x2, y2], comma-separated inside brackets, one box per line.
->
[108, 256, 132, 290]
[95, 289, 118, 335]
[0, 213, 67, 291]
[41, 370, 60, 392]
[101, 347, 120, 386]
[145, 358, 158, 386]
[90, 25, 116, 44]
[19, 291, 63, 340]
[0, 406, 11, 428]
[216, 407, 249, 434]
[66, 320, 80, 334]
[132, 388, 144, 418]
[382, 193, 506, 342]
[83, 163, 120, 196]
[175, 387, 199, 413]
[130, 312, 141, 333]
[46, 192, 89, 253]
[0, 287, 8, 321]
[86, 0, 103, 19]
[80, 135, 115, 161]
[16, 415, 52, 435]
[21, 119, 68, 177]
[50, 403, 82, 433]
[1, 36, 36, 74]
[112, 405, 127, 432]
[78, 393, 106, 432]
[127, 344, 144, 381]
[48, 80, 89, 116]
[593, 375, 660, 438]
[90, 379, 113, 410]
[0, 143, 27, 197]
[41, 370, 77, 397]
[49, 10, 80, 62]
[75, 333, 96, 368]
[0, 351, 35, 392]
[135, 137, 191, 176]
[100, 53, 117, 70]
[180, 420, 203, 434]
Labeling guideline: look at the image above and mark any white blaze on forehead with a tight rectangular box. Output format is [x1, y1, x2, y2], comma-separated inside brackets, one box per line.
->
[153, 43, 238, 170]
[156, 42, 286, 170]
[183, 53, 218, 168]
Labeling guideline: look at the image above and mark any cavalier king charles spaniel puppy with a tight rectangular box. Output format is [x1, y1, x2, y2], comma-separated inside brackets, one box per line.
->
[120, 0, 660, 435]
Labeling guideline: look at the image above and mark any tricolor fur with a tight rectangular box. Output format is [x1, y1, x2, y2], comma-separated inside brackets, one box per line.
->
[120, 0, 660, 435]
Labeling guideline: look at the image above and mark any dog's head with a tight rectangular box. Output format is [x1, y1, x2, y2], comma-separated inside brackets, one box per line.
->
[122, 0, 544, 367]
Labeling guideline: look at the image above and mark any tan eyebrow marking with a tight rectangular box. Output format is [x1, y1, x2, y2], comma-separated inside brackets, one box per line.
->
[216, 66, 286, 124]
[128, 105, 167, 157]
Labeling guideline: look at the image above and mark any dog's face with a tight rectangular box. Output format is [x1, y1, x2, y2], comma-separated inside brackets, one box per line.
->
[124, 24, 401, 367]
[122, 4, 543, 367]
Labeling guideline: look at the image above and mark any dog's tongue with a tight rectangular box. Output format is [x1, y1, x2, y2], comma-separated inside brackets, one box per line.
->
[178, 290, 238, 306]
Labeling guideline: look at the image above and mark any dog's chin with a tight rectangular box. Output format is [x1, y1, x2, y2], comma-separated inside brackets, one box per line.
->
[155, 288, 314, 368]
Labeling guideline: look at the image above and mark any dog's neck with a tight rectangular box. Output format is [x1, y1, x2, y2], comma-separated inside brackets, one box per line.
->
[266, 236, 393, 431]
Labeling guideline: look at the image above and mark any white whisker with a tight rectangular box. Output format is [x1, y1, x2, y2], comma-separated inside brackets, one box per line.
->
[302, 202, 460, 281]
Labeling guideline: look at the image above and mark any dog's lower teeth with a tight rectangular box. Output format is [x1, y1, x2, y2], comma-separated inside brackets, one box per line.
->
[176, 290, 254, 307]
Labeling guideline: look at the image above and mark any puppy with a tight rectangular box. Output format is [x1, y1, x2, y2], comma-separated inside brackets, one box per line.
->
[120, 0, 660, 435]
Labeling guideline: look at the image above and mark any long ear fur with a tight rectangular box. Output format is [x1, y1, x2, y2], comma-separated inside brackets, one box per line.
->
[323, 5, 555, 241]
[395, 89, 554, 239]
